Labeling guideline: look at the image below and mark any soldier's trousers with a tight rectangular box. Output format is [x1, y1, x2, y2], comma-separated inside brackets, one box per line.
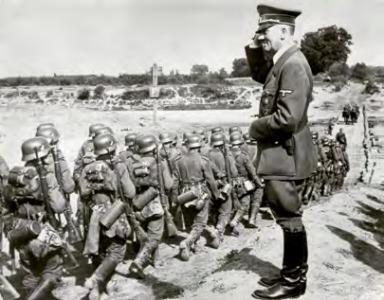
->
[18, 242, 63, 289]
[184, 200, 209, 244]
[214, 196, 233, 233]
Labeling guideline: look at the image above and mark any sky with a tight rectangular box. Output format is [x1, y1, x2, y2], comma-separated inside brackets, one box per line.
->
[0, 0, 382, 77]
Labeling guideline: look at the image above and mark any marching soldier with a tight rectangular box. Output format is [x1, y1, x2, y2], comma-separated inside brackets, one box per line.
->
[73, 123, 106, 184]
[229, 132, 263, 233]
[119, 132, 139, 175]
[79, 133, 135, 300]
[173, 134, 220, 261]
[247, 4, 316, 299]
[178, 132, 193, 155]
[335, 128, 347, 151]
[193, 129, 210, 157]
[4, 137, 66, 299]
[207, 132, 238, 244]
[35, 126, 75, 194]
[128, 135, 173, 278]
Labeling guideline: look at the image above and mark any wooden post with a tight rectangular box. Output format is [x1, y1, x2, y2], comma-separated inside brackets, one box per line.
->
[149, 63, 161, 127]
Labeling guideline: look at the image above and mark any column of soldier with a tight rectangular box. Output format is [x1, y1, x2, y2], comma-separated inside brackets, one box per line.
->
[301, 128, 350, 205]
[0, 122, 266, 300]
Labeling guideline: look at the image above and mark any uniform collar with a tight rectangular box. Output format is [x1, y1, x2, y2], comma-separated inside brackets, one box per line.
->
[273, 42, 295, 65]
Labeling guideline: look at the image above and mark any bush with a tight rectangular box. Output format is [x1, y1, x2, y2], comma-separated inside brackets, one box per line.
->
[94, 85, 105, 98]
[77, 88, 90, 100]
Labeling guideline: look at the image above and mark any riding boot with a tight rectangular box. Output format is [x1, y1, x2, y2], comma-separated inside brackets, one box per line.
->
[254, 230, 307, 299]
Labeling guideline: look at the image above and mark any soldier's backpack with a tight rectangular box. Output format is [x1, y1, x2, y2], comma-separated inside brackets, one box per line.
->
[84, 160, 116, 193]
[7, 166, 41, 201]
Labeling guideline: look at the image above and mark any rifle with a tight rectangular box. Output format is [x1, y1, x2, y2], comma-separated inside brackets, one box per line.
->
[222, 143, 241, 210]
[34, 148, 79, 270]
[107, 151, 148, 245]
[156, 146, 178, 238]
[162, 146, 186, 231]
[51, 146, 82, 244]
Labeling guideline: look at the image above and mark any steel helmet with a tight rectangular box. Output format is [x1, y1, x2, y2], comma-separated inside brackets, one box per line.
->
[93, 133, 118, 156]
[211, 132, 225, 147]
[93, 126, 113, 138]
[89, 123, 105, 138]
[243, 132, 251, 143]
[211, 126, 223, 134]
[136, 135, 157, 154]
[21, 137, 52, 162]
[185, 134, 201, 149]
[36, 123, 54, 132]
[182, 132, 193, 144]
[193, 128, 205, 136]
[229, 126, 242, 135]
[125, 133, 138, 147]
[230, 132, 244, 146]
[36, 127, 60, 145]
[159, 132, 173, 144]
[312, 132, 319, 140]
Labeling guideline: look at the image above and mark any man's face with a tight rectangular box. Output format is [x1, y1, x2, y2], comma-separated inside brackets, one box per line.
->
[257, 26, 282, 53]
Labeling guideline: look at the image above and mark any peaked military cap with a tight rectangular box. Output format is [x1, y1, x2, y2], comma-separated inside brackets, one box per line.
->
[256, 4, 302, 33]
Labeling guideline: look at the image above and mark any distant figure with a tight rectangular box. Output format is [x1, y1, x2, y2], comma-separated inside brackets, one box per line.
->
[342, 105, 351, 125]
[328, 119, 334, 135]
[336, 128, 347, 151]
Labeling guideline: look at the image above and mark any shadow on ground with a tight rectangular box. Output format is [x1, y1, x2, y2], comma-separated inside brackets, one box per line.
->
[213, 247, 280, 278]
[327, 225, 384, 274]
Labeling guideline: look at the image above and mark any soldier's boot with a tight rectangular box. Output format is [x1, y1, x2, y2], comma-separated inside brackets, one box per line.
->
[248, 202, 260, 229]
[27, 277, 58, 300]
[207, 228, 220, 249]
[129, 243, 153, 279]
[85, 257, 118, 300]
[179, 238, 193, 261]
[229, 210, 243, 236]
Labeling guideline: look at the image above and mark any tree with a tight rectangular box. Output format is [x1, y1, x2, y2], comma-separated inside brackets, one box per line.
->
[301, 25, 353, 75]
[231, 58, 251, 77]
[218, 68, 229, 80]
[191, 64, 209, 76]
[350, 63, 371, 81]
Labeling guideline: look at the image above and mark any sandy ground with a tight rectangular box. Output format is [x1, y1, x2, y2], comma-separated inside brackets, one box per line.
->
[1, 83, 384, 300]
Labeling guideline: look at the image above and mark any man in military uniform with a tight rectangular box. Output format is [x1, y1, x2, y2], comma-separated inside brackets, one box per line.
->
[4, 137, 66, 299]
[128, 135, 173, 278]
[229, 132, 263, 233]
[335, 128, 347, 152]
[173, 134, 220, 260]
[246, 4, 316, 299]
[119, 132, 138, 176]
[193, 129, 210, 157]
[178, 132, 193, 155]
[207, 132, 239, 245]
[73, 124, 105, 184]
[79, 133, 135, 299]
